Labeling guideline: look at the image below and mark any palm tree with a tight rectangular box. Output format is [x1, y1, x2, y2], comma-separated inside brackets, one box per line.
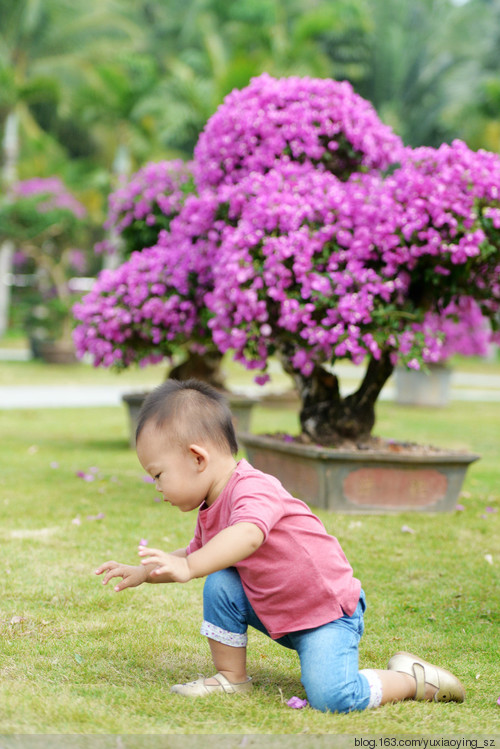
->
[126, 0, 335, 157]
[0, 0, 142, 173]
[306, 0, 491, 147]
[0, 0, 141, 333]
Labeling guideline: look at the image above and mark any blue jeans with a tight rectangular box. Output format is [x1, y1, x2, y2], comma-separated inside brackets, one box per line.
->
[202, 567, 371, 713]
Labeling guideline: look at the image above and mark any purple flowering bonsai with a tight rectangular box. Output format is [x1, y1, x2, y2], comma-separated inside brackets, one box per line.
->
[74, 75, 500, 445]
[206, 143, 500, 443]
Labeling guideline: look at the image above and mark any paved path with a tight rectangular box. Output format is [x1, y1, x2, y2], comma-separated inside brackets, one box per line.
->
[1, 359, 500, 408]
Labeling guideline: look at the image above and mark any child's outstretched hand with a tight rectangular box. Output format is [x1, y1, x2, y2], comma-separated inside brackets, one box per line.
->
[95, 560, 148, 592]
[138, 545, 191, 583]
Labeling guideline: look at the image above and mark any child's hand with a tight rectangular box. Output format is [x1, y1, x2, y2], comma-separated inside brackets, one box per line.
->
[95, 560, 148, 592]
[138, 546, 191, 583]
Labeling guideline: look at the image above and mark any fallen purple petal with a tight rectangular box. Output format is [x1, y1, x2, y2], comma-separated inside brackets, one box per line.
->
[154, 497, 162, 502]
[71, 517, 81, 526]
[455, 504, 465, 511]
[286, 696, 308, 709]
[76, 471, 95, 482]
[497, 694, 500, 706]
[140, 539, 148, 546]
[485, 507, 498, 513]
[142, 475, 155, 483]
[401, 525, 415, 534]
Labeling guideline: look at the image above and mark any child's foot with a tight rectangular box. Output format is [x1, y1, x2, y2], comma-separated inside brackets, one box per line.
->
[388, 651, 465, 702]
[170, 672, 253, 697]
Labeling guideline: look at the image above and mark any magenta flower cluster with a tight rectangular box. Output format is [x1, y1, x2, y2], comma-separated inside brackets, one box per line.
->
[73, 192, 221, 368]
[73, 74, 500, 381]
[205, 148, 500, 379]
[194, 73, 403, 189]
[95, 159, 192, 255]
[12, 177, 87, 219]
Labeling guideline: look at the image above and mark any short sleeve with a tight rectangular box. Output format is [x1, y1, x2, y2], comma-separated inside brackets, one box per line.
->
[227, 475, 286, 541]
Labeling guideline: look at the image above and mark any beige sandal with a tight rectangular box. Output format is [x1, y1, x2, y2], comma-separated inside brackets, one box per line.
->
[170, 672, 253, 698]
[388, 651, 465, 703]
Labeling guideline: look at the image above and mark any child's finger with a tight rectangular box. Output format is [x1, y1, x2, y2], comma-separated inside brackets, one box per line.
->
[101, 568, 123, 585]
[139, 554, 160, 566]
[151, 565, 169, 576]
[113, 579, 129, 592]
[138, 545, 161, 556]
[95, 560, 116, 575]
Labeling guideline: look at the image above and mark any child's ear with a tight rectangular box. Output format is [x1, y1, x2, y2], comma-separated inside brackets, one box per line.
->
[188, 444, 209, 470]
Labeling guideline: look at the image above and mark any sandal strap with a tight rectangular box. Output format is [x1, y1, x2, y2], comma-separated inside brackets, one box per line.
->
[412, 662, 426, 700]
[212, 672, 235, 692]
[212, 672, 252, 693]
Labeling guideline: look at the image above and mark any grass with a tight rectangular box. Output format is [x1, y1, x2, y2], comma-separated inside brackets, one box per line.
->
[0, 359, 499, 737]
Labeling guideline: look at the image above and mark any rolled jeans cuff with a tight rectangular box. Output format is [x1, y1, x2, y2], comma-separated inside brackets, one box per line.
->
[200, 620, 248, 647]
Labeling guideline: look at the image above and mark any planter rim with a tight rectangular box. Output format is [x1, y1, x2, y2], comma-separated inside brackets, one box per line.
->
[238, 432, 480, 465]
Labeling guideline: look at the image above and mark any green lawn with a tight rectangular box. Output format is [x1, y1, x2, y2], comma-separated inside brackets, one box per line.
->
[0, 360, 499, 737]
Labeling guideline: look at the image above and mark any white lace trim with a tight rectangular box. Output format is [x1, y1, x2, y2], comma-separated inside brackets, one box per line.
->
[360, 669, 383, 709]
[200, 620, 248, 647]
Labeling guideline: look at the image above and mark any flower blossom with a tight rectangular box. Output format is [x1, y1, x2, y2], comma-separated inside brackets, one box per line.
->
[96, 160, 193, 256]
[73, 191, 222, 368]
[194, 72, 403, 189]
[11, 177, 87, 219]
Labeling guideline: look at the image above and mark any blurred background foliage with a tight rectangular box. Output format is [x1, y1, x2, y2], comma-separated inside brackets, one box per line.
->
[1, 0, 500, 285]
[2, 0, 500, 190]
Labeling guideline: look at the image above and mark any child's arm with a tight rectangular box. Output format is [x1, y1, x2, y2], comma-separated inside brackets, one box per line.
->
[95, 547, 187, 592]
[138, 522, 264, 583]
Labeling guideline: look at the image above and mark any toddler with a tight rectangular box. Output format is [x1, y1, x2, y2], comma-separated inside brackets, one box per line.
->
[96, 379, 465, 712]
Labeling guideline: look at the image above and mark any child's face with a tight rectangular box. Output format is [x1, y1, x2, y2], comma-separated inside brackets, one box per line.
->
[136, 423, 210, 512]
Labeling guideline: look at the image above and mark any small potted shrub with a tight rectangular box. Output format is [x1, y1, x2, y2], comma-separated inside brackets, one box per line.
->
[0, 177, 90, 362]
[394, 298, 493, 407]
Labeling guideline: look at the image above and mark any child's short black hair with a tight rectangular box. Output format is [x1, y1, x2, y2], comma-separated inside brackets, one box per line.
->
[136, 378, 238, 455]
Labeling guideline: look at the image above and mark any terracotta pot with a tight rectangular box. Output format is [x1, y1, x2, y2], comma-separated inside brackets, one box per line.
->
[122, 390, 258, 448]
[239, 432, 479, 514]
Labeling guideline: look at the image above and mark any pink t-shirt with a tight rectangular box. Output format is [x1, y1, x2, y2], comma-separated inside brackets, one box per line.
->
[185, 459, 361, 639]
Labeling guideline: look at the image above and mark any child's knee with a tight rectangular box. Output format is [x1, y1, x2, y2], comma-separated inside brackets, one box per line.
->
[302, 675, 365, 714]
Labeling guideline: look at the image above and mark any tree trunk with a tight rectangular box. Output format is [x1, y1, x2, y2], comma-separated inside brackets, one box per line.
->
[281, 351, 395, 445]
[168, 347, 226, 389]
[0, 111, 19, 337]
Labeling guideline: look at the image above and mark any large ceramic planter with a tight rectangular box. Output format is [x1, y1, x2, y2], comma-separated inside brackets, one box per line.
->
[37, 340, 78, 365]
[394, 364, 452, 407]
[239, 432, 479, 514]
[122, 390, 258, 448]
